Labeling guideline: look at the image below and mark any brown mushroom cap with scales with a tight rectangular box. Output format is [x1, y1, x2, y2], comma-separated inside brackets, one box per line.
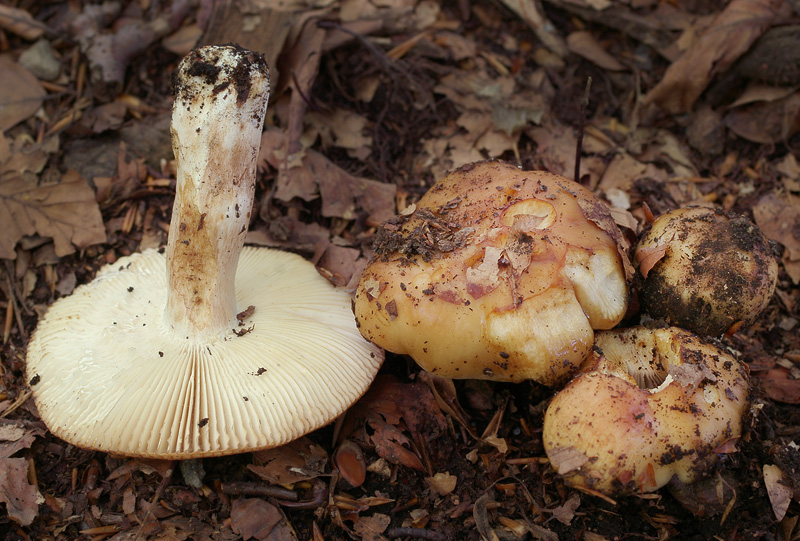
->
[25, 46, 383, 459]
[353, 161, 631, 385]
[634, 206, 778, 337]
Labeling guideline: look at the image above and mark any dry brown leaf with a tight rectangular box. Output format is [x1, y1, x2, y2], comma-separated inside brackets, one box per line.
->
[759, 367, 800, 404]
[0, 57, 45, 132]
[307, 109, 373, 160]
[426, 472, 457, 496]
[752, 192, 800, 283]
[547, 446, 590, 475]
[249, 437, 328, 485]
[634, 242, 669, 278]
[763, 464, 792, 521]
[644, 0, 781, 113]
[0, 169, 106, 259]
[230, 498, 293, 540]
[0, 457, 41, 526]
[552, 494, 581, 525]
[353, 513, 391, 541]
[0, 5, 46, 40]
[567, 31, 626, 71]
[498, 0, 568, 58]
[724, 91, 800, 143]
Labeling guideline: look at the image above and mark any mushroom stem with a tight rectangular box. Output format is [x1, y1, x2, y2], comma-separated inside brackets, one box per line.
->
[164, 46, 270, 339]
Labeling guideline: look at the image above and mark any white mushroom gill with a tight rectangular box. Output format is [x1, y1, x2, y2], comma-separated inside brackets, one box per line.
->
[26, 46, 383, 458]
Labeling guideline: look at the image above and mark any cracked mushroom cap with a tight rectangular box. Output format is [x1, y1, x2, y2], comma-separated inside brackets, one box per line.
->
[543, 326, 750, 495]
[353, 161, 631, 385]
[634, 206, 778, 336]
[25, 46, 383, 458]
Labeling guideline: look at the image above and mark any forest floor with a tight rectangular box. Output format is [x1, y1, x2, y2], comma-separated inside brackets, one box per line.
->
[1, 0, 799, 539]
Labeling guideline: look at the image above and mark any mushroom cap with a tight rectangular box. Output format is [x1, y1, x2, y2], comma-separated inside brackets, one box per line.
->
[634, 206, 778, 336]
[353, 161, 630, 385]
[26, 247, 384, 458]
[543, 326, 750, 495]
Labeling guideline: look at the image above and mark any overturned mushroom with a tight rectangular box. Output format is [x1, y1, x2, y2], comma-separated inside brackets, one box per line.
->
[25, 46, 383, 459]
[543, 326, 750, 495]
[353, 161, 630, 385]
[634, 206, 778, 336]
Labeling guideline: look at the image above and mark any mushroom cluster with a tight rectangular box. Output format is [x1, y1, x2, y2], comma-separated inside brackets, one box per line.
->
[633, 206, 778, 336]
[351, 161, 769, 498]
[543, 326, 750, 495]
[26, 46, 383, 459]
[353, 161, 631, 386]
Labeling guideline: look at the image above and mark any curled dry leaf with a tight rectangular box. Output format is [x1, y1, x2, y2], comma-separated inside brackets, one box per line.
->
[0, 457, 41, 526]
[0, 57, 45, 132]
[230, 498, 294, 541]
[425, 472, 457, 496]
[0, 169, 106, 259]
[249, 437, 328, 485]
[752, 192, 800, 284]
[353, 513, 391, 541]
[644, 0, 781, 113]
[758, 367, 800, 404]
[724, 91, 800, 144]
[763, 464, 792, 521]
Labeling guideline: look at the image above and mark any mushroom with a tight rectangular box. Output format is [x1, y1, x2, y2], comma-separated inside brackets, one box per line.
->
[543, 326, 750, 495]
[25, 46, 383, 459]
[634, 206, 778, 336]
[353, 161, 631, 385]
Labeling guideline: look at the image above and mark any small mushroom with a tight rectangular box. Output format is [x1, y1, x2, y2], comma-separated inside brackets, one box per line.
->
[543, 326, 750, 495]
[25, 46, 383, 459]
[634, 206, 778, 336]
[353, 161, 630, 385]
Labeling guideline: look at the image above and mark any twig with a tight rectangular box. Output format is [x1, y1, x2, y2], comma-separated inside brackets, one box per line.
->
[220, 481, 298, 500]
[134, 461, 175, 541]
[574, 77, 592, 185]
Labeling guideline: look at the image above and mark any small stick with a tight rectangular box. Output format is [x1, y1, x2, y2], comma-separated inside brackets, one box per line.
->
[134, 461, 175, 541]
[574, 77, 592, 185]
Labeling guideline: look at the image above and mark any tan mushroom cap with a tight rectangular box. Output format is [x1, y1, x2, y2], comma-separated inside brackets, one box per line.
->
[543, 326, 750, 495]
[354, 161, 630, 385]
[634, 206, 778, 336]
[25, 45, 383, 458]
[26, 248, 382, 458]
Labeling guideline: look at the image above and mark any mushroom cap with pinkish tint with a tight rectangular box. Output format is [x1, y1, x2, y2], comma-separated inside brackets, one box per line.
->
[26, 247, 383, 458]
[353, 161, 631, 385]
[543, 326, 750, 495]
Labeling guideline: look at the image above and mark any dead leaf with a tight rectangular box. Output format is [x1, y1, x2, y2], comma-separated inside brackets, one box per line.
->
[552, 494, 581, 525]
[759, 367, 800, 404]
[567, 31, 626, 71]
[425, 472, 457, 496]
[0, 169, 106, 259]
[353, 513, 391, 541]
[230, 498, 295, 540]
[0, 56, 45, 132]
[342, 375, 449, 473]
[547, 446, 590, 475]
[498, 0, 568, 58]
[0, 5, 46, 40]
[724, 91, 800, 143]
[763, 464, 792, 521]
[752, 192, 800, 283]
[249, 437, 328, 485]
[644, 0, 781, 113]
[473, 492, 500, 541]
[0, 457, 41, 525]
[307, 109, 373, 160]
